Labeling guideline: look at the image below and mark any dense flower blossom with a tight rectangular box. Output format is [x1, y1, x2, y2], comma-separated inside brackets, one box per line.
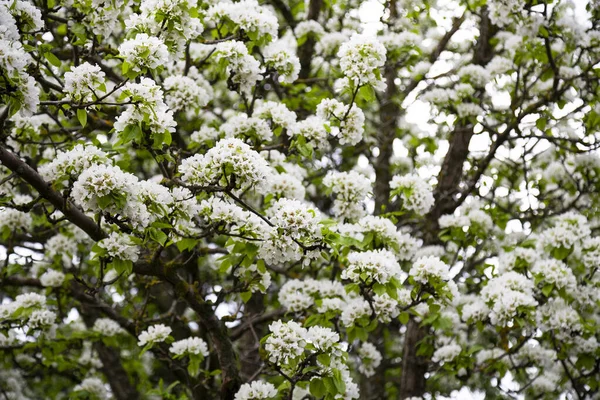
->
[390, 174, 434, 215]
[289, 116, 330, 150]
[263, 40, 300, 84]
[163, 75, 210, 112]
[138, 324, 172, 347]
[169, 337, 209, 357]
[179, 138, 272, 191]
[220, 115, 273, 143]
[3, 1, 600, 398]
[39, 269, 65, 288]
[93, 318, 124, 337]
[97, 232, 140, 263]
[63, 63, 106, 103]
[342, 249, 402, 284]
[0, 208, 32, 233]
[409, 256, 449, 284]
[264, 320, 306, 364]
[323, 170, 371, 220]
[214, 41, 263, 96]
[316, 98, 365, 145]
[114, 78, 177, 139]
[234, 381, 277, 400]
[125, 0, 203, 55]
[253, 100, 297, 129]
[338, 34, 387, 90]
[357, 342, 382, 377]
[206, 0, 278, 42]
[39, 144, 108, 183]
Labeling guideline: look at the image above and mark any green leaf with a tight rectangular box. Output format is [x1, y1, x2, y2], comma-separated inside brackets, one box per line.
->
[310, 379, 326, 398]
[399, 312, 410, 325]
[77, 108, 87, 128]
[188, 354, 203, 377]
[536, 117, 547, 131]
[542, 283, 554, 297]
[240, 291, 252, 303]
[44, 52, 61, 67]
[149, 228, 168, 246]
[176, 238, 197, 252]
[332, 369, 346, 393]
[317, 353, 331, 367]
[111, 258, 133, 276]
[97, 195, 113, 209]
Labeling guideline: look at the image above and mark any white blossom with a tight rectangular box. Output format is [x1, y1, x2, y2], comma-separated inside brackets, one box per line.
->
[39, 270, 65, 288]
[390, 174, 434, 215]
[118, 33, 169, 72]
[234, 381, 277, 400]
[138, 324, 172, 346]
[169, 337, 209, 357]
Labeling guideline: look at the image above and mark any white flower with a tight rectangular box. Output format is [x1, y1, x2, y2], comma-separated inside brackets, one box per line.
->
[390, 174, 434, 215]
[0, 208, 32, 232]
[338, 34, 387, 90]
[294, 20, 325, 38]
[432, 342, 462, 363]
[340, 297, 371, 327]
[191, 126, 220, 144]
[39, 144, 108, 183]
[28, 309, 56, 328]
[138, 324, 172, 346]
[93, 318, 124, 337]
[220, 115, 273, 143]
[531, 258, 577, 292]
[234, 380, 277, 400]
[114, 78, 176, 138]
[264, 320, 306, 364]
[316, 98, 365, 146]
[4, 1, 44, 32]
[342, 249, 402, 284]
[538, 298, 581, 340]
[357, 342, 382, 377]
[125, 0, 203, 56]
[163, 75, 210, 112]
[409, 256, 449, 284]
[264, 40, 300, 84]
[307, 325, 340, 353]
[73, 377, 109, 400]
[63, 63, 106, 102]
[14, 292, 46, 309]
[253, 100, 297, 128]
[456, 103, 484, 118]
[98, 232, 140, 263]
[323, 171, 371, 220]
[169, 337, 209, 357]
[207, 0, 278, 42]
[289, 116, 330, 150]
[458, 65, 491, 88]
[214, 41, 263, 96]
[268, 173, 305, 200]
[0, 5, 19, 41]
[373, 293, 399, 323]
[118, 33, 169, 72]
[279, 280, 314, 311]
[71, 164, 138, 212]
[481, 272, 537, 325]
[179, 138, 273, 192]
[266, 198, 320, 239]
[39, 269, 65, 288]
